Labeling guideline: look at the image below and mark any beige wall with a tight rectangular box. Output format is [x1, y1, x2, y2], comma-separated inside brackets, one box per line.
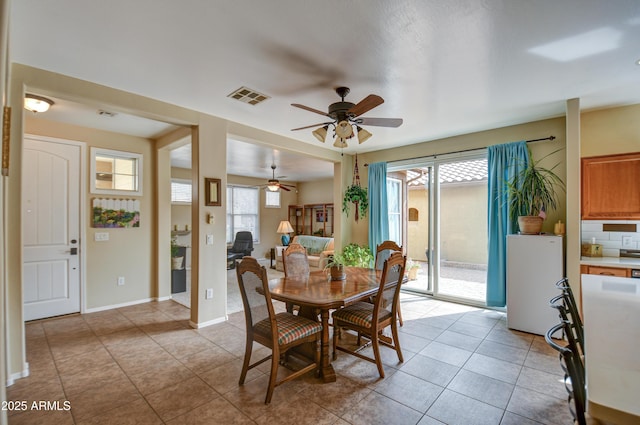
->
[297, 178, 334, 204]
[25, 118, 157, 309]
[581, 104, 640, 157]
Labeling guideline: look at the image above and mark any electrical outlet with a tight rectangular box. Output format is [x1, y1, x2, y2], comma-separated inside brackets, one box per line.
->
[205, 288, 213, 299]
[622, 236, 633, 248]
[117, 276, 125, 286]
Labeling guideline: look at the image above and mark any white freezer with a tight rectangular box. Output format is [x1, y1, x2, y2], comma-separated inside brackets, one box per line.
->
[506, 234, 563, 336]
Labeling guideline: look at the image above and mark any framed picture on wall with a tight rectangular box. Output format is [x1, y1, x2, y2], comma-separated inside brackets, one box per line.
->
[205, 178, 221, 206]
[316, 210, 325, 222]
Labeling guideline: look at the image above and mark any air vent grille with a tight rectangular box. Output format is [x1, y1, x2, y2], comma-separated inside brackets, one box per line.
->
[97, 110, 117, 117]
[227, 86, 270, 105]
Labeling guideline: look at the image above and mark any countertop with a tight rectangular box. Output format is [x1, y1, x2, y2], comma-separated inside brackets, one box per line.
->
[580, 256, 640, 268]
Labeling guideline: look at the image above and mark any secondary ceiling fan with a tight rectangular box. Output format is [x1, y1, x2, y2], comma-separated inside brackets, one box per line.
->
[291, 86, 403, 148]
[257, 164, 296, 192]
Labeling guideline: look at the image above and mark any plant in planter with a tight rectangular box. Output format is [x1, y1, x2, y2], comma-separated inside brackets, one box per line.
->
[171, 235, 184, 270]
[341, 243, 374, 267]
[342, 184, 368, 222]
[324, 252, 347, 281]
[506, 148, 565, 234]
[406, 258, 421, 280]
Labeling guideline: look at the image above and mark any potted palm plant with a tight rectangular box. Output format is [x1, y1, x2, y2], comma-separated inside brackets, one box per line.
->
[507, 149, 565, 234]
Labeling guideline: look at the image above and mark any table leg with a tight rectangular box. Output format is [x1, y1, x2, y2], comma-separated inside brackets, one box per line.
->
[319, 309, 336, 382]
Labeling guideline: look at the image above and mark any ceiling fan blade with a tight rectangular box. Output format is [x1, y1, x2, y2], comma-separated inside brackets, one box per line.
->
[291, 122, 333, 131]
[280, 185, 291, 191]
[291, 103, 331, 118]
[356, 117, 403, 127]
[348, 94, 384, 117]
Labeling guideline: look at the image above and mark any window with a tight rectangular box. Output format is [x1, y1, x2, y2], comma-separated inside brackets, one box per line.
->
[227, 185, 259, 243]
[90, 148, 143, 196]
[265, 189, 281, 208]
[387, 177, 402, 245]
[171, 179, 192, 204]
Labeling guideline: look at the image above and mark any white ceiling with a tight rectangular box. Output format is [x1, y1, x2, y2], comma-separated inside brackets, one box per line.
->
[11, 1, 640, 178]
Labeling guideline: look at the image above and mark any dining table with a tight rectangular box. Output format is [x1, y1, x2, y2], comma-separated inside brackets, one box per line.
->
[267, 266, 392, 383]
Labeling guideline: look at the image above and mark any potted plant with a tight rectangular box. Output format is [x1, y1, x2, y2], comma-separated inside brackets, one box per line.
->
[406, 258, 420, 280]
[342, 184, 368, 222]
[324, 252, 347, 281]
[171, 236, 184, 270]
[507, 149, 565, 234]
[341, 243, 374, 267]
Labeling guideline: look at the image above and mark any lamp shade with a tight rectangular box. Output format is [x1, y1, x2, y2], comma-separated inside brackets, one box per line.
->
[312, 125, 328, 143]
[277, 220, 294, 234]
[24, 94, 54, 113]
[356, 126, 372, 144]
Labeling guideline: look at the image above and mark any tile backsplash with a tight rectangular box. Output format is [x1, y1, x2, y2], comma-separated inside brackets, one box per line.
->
[581, 220, 640, 256]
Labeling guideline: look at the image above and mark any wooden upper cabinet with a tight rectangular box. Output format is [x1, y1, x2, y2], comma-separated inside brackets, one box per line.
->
[582, 152, 640, 219]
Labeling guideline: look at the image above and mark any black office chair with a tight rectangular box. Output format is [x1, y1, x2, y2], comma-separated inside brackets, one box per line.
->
[227, 231, 254, 269]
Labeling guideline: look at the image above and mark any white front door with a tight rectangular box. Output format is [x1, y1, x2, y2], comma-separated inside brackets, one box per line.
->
[22, 136, 81, 321]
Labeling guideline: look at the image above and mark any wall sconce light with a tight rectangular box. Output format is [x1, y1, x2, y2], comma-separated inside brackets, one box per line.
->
[24, 94, 54, 113]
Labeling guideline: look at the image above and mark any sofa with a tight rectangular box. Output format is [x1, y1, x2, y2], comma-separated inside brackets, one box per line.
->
[276, 235, 334, 271]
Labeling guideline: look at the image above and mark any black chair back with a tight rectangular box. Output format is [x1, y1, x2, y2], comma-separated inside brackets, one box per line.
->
[229, 231, 254, 255]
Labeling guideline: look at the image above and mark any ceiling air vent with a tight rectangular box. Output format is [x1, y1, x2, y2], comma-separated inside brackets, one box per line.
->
[227, 86, 270, 105]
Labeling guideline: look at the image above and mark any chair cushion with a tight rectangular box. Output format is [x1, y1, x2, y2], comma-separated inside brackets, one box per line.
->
[254, 312, 322, 345]
[332, 301, 392, 328]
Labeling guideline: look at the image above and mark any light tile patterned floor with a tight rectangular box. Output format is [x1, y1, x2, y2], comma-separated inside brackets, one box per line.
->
[7, 275, 572, 424]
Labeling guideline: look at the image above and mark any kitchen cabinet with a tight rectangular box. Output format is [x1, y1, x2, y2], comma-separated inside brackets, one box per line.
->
[584, 265, 630, 277]
[582, 152, 640, 219]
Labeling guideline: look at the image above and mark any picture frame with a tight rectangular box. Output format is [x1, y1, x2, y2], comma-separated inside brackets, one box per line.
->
[205, 177, 221, 206]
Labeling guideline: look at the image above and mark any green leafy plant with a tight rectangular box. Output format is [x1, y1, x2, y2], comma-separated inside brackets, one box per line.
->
[171, 235, 181, 258]
[342, 184, 368, 220]
[507, 148, 565, 222]
[406, 258, 420, 270]
[324, 252, 346, 269]
[341, 243, 374, 267]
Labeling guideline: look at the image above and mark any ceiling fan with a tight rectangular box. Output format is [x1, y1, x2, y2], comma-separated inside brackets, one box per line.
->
[291, 86, 403, 148]
[258, 164, 297, 192]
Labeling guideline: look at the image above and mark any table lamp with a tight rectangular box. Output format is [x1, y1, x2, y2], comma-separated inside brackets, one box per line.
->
[277, 220, 294, 246]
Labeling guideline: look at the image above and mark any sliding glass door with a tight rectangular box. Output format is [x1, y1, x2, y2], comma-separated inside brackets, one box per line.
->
[388, 152, 488, 305]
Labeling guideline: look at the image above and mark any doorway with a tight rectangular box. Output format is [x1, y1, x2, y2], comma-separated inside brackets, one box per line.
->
[389, 153, 488, 305]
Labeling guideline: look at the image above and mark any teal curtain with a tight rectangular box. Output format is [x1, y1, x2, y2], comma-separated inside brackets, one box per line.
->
[368, 162, 389, 258]
[486, 141, 530, 307]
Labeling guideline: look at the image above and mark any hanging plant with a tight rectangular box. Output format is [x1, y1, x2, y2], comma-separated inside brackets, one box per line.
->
[342, 184, 368, 221]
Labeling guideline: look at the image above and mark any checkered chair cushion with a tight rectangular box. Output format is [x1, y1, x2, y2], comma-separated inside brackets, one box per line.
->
[254, 312, 322, 345]
[332, 301, 393, 328]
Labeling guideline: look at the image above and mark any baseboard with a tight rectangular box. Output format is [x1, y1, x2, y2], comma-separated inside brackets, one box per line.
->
[156, 295, 172, 302]
[84, 297, 155, 314]
[6, 362, 29, 386]
[189, 316, 226, 329]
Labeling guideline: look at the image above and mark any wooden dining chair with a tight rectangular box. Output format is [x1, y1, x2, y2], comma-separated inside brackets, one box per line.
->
[236, 257, 322, 404]
[332, 251, 406, 378]
[375, 240, 404, 326]
[282, 243, 310, 314]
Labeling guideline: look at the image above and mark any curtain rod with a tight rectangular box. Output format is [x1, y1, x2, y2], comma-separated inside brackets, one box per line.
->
[364, 135, 556, 166]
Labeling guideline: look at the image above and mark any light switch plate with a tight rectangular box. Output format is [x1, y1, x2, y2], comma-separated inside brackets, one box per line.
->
[206, 234, 214, 245]
[95, 232, 109, 241]
[205, 288, 213, 299]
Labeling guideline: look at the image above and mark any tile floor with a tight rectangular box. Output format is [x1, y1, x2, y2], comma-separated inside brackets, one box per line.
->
[7, 275, 572, 424]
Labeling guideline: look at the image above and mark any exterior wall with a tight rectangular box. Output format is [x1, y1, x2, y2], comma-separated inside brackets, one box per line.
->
[407, 182, 488, 265]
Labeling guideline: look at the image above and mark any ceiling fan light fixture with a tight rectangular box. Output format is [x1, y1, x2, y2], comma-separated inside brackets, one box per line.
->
[335, 120, 353, 138]
[333, 138, 348, 148]
[312, 125, 328, 142]
[356, 126, 372, 144]
[267, 181, 280, 192]
[24, 94, 54, 113]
